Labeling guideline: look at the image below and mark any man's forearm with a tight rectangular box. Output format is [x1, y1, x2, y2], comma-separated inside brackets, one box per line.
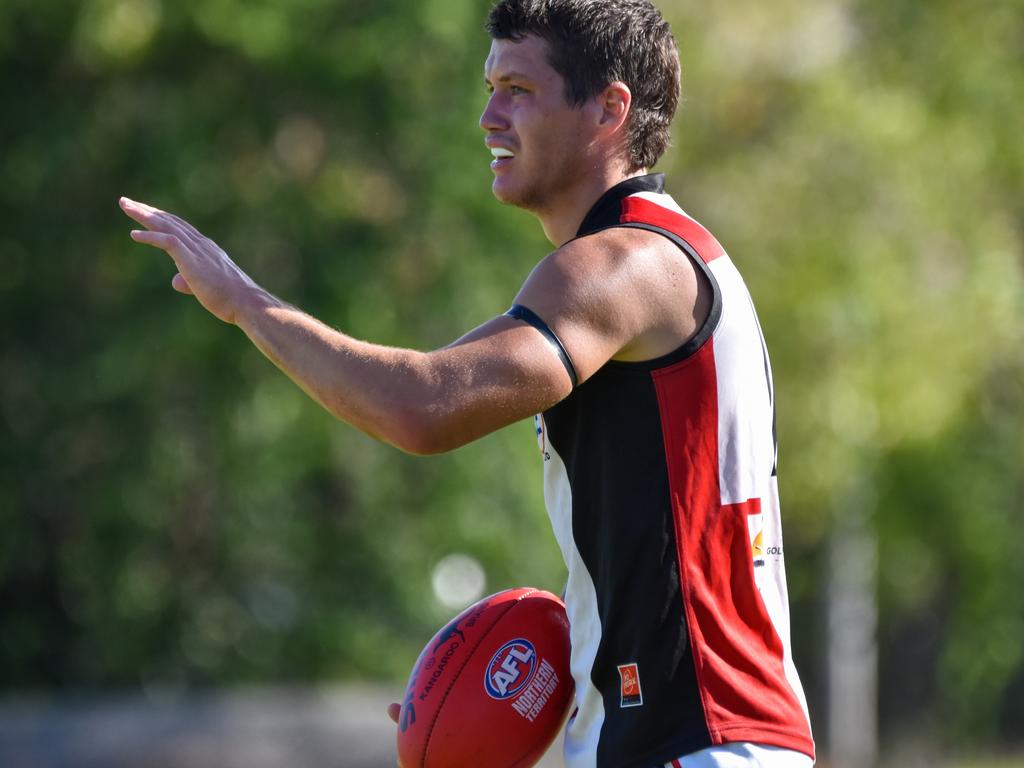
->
[234, 291, 440, 452]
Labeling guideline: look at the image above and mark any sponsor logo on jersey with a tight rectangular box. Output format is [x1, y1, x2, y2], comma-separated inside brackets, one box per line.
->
[484, 638, 538, 700]
[752, 529, 766, 568]
[618, 662, 643, 707]
[748, 514, 784, 568]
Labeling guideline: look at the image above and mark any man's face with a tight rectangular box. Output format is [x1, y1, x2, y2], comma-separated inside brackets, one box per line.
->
[480, 35, 593, 214]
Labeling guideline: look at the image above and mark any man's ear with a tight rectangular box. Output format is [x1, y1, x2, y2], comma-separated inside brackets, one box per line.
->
[596, 81, 632, 134]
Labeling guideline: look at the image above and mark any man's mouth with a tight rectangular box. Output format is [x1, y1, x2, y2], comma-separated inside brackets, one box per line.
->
[490, 147, 515, 170]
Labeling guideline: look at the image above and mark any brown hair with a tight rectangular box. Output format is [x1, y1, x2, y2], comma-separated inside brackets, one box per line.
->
[486, 0, 681, 172]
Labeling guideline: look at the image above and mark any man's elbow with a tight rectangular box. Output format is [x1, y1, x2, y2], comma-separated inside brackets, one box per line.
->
[379, 406, 466, 456]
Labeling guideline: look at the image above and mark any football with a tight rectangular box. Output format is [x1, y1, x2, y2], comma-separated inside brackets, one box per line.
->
[396, 587, 574, 768]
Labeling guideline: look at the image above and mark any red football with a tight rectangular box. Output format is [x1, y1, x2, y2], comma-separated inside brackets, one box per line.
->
[396, 587, 574, 768]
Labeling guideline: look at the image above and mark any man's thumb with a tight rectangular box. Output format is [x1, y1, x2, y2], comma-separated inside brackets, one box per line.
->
[387, 702, 401, 724]
[171, 273, 193, 294]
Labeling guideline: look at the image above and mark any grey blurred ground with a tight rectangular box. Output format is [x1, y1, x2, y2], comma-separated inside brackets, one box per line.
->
[0, 686, 566, 768]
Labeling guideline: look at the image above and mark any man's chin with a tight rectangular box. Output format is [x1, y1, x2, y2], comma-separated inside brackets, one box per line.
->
[491, 177, 540, 212]
[490, 177, 517, 204]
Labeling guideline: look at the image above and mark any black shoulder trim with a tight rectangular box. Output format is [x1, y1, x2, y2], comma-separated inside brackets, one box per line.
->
[505, 304, 579, 389]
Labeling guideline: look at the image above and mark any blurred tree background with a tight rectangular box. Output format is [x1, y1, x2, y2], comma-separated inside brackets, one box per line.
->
[1, 0, 1021, 763]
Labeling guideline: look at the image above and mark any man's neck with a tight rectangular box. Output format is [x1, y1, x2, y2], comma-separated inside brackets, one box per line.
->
[537, 167, 649, 247]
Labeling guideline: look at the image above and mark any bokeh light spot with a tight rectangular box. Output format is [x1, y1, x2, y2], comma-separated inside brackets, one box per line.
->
[431, 553, 485, 611]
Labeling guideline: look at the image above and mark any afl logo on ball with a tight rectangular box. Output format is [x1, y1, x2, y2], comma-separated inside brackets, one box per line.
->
[484, 638, 538, 700]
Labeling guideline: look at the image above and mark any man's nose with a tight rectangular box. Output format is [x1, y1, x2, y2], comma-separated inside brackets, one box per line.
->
[479, 93, 508, 133]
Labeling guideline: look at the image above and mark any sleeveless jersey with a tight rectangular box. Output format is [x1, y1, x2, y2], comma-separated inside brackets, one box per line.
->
[534, 174, 815, 768]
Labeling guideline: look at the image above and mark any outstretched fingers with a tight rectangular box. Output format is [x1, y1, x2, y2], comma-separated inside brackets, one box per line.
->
[120, 198, 206, 251]
[121, 196, 248, 325]
[163, 209, 208, 242]
[120, 197, 166, 230]
[130, 228, 185, 256]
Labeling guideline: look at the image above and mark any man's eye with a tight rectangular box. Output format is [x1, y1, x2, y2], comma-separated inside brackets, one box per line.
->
[510, 85, 528, 95]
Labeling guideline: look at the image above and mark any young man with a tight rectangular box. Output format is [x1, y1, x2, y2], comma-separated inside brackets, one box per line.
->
[121, 1, 815, 765]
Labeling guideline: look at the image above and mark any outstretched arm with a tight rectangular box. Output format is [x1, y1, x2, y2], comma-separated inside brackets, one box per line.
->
[119, 197, 705, 454]
[119, 197, 575, 454]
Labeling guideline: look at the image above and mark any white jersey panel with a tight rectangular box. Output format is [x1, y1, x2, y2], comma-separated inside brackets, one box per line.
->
[537, 414, 605, 768]
[706, 254, 777, 507]
[753, 480, 813, 726]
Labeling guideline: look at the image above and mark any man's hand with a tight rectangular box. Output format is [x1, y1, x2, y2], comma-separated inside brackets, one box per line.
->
[120, 197, 272, 325]
[387, 702, 401, 724]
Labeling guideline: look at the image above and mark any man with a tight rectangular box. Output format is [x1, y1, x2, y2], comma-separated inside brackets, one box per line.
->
[120, 0, 815, 765]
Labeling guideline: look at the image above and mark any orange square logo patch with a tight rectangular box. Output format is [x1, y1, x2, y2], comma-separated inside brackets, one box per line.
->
[617, 662, 643, 707]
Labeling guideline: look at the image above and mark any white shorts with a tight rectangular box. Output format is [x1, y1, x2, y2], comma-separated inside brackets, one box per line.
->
[665, 742, 814, 768]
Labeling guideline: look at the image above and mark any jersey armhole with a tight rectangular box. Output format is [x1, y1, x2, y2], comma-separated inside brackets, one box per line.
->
[599, 222, 723, 371]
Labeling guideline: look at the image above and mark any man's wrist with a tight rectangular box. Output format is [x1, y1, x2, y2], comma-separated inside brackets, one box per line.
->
[234, 286, 286, 331]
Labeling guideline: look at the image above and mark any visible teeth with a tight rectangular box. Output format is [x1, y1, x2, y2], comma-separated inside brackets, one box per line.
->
[490, 147, 515, 159]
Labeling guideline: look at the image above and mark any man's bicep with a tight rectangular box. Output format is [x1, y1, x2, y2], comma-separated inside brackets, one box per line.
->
[443, 313, 575, 401]
[424, 314, 573, 450]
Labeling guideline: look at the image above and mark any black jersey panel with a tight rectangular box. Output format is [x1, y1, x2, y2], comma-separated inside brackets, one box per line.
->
[543, 369, 712, 767]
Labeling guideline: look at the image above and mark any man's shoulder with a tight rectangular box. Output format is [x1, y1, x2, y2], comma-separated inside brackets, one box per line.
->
[545, 225, 676, 278]
[520, 223, 701, 327]
[514, 219, 710, 377]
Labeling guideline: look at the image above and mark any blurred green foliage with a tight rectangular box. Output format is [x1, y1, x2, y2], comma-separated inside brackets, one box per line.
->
[1, 0, 1022, 756]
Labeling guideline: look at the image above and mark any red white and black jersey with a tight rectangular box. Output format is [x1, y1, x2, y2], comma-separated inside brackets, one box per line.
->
[533, 175, 814, 768]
